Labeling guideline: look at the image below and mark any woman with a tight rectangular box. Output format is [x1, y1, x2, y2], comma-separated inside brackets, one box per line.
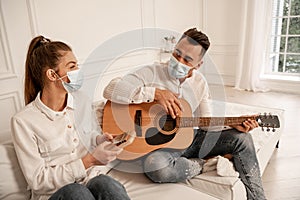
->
[11, 36, 130, 200]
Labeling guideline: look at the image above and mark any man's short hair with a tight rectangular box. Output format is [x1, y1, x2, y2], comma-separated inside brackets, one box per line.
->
[179, 28, 210, 58]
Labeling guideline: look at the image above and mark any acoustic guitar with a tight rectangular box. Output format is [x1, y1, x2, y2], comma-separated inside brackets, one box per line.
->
[102, 99, 280, 160]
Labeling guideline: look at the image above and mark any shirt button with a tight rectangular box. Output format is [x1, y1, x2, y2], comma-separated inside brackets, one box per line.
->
[64, 112, 67, 115]
[73, 138, 78, 143]
[67, 125, 72, 128]
[72, 149, 75, 153]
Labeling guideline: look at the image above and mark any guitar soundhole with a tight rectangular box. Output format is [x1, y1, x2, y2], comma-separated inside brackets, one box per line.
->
[145, 127, 176, 145]
[159, 115, 176, 132]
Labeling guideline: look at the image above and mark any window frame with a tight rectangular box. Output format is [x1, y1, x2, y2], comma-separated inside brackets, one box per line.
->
[267, 0, 300, 77]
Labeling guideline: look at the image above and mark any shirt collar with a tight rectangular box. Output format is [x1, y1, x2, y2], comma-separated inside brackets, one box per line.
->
[34, 92, 75, 120]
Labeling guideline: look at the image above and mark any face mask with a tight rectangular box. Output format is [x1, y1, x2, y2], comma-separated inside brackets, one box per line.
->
[168, 55, 191, 79]
[56, 68, 84, 93]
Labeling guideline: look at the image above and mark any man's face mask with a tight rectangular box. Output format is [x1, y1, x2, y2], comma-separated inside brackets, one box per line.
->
[168, 55, 192, 79]
[55, 68, 84, 93]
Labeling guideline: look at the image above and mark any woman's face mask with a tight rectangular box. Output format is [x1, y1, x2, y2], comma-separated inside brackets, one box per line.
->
[168, 55, 192, 79]
[55, 68, 84, 93]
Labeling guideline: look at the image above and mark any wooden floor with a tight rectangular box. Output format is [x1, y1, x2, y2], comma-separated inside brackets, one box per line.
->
[212, 86, 300, 200]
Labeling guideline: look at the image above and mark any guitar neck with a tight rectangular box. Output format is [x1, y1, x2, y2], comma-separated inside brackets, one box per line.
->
[177, 116, 257, 128]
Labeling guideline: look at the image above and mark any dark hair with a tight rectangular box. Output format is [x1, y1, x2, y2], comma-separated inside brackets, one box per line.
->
[24, 35, 72, 105]
[178, 28, 210, 58]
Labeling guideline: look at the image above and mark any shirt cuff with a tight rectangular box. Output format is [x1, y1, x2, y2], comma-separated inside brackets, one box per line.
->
[91, 131, 100, 147]
[142, 87, 155, 103]
[69, 159, 87, 182]
[128, 86, 155, 104]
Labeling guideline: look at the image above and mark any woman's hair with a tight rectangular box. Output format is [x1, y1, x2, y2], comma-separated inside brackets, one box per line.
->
[179, 28, 210, 58]
[24, 36, 72, 105]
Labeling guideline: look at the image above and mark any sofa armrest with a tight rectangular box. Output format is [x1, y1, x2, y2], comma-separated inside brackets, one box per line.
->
[0, 142, 30, 200]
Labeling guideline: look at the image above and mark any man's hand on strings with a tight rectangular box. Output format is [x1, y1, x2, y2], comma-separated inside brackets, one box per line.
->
[230, 116, 259, 133]
[154, 88, 182, 119]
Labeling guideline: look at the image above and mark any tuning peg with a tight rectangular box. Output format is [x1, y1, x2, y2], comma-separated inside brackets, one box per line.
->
[261, 127, 264, 131]
[272, 128, 276, 132]
[271, 115, 275, 119]
[267, 127, 270, 132]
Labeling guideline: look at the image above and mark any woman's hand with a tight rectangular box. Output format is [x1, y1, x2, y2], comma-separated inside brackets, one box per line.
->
[82, 133, 122, 168]
[92, 139, 122, 165]
[96, 133, 113, 145]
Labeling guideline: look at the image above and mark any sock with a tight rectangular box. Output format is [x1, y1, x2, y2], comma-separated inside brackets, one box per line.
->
[187, 158, 206, 178]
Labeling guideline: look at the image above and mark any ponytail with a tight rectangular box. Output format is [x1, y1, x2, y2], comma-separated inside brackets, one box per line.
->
[24, 36, 71, 105]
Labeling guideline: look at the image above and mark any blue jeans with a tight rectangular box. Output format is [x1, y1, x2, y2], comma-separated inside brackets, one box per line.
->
[49, 175, 130, 200]
[144, 129, 266, 200]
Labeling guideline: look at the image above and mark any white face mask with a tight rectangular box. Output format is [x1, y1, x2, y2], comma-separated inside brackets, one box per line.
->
[167, 55, 192, 79]
[56, 68, 84, 93]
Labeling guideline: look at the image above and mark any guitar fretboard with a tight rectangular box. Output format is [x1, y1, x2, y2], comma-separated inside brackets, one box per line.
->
[177, 116, 257, 127]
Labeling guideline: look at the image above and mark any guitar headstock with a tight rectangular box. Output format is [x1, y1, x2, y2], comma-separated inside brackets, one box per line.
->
[257, 113, 280, 132]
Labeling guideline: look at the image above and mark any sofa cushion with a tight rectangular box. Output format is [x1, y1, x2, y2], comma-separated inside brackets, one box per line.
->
[107, 159, 247, 200]
[0, 142, 30, 200]
[107, 168, 219, 200]
[183, 171, 247, 199]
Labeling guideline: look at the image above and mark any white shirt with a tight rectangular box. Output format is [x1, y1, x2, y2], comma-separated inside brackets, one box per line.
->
[103, 62, 212, 118]
[11, 92, 100, 200]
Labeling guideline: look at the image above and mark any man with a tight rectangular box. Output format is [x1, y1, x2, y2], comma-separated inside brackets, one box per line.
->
[103, 28, 266, 200]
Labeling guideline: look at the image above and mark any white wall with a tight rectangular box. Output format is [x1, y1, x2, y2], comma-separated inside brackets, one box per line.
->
[0, 0, 244, 142]
[203, 0, 242, 86]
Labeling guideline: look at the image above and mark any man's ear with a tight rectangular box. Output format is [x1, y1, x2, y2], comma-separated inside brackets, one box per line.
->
[46, 69, 57, 82]
[195, 60, 203, 70]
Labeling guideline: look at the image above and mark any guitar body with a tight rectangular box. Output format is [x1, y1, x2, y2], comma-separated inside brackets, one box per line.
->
[102, 99, 194, 160]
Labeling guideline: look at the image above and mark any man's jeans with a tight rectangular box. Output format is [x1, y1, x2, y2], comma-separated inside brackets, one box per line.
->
[144, 129, 266, 200]
[49, 175, 130, 200]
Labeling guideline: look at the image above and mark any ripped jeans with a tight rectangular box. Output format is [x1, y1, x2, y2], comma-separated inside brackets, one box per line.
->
[144, 129, 266, 200]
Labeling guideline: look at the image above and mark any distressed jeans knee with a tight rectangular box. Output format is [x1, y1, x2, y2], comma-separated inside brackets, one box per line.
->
[195, 129, 266, 200]
[143, 150, 202, 183]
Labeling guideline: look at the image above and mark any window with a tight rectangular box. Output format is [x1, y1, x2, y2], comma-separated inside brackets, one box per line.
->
[269, 0, 300, 75]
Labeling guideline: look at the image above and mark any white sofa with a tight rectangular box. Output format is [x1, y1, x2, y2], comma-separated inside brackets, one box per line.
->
[0, 100, 284, 200]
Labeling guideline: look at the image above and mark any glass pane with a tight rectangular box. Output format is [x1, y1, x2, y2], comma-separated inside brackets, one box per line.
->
[278, 54, 284, 72]
[287, 37, 300, 52]
[285, 54, 300, 73]
[289, 17, 300, 34]
[280, 36, 286, 52]
[283, 0, 290, 16]
[281, 18, 288, 34]
[290, 0, 300, 15]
